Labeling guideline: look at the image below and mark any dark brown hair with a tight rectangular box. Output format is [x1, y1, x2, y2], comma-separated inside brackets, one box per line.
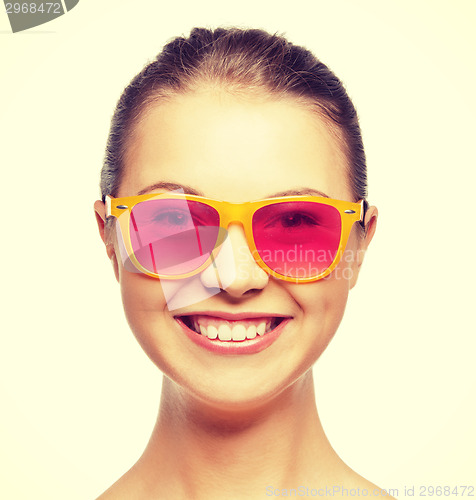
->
[100, 27, 368, 222]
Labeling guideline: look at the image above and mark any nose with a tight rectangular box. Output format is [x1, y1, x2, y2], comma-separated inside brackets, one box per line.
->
[200, 223, 269, 297]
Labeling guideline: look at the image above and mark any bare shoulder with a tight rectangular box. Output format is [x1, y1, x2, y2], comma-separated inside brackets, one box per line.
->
[357, 478, 396, 498]
[339, 469, 396, 499]
[95, 481, 132, 500]
[95, 469, 145, 500]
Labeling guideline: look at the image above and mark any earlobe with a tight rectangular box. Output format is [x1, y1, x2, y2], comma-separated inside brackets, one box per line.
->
[110, 251, 120, 282]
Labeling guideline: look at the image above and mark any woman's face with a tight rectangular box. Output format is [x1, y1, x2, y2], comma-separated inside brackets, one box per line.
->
[97, 90, 376, 410]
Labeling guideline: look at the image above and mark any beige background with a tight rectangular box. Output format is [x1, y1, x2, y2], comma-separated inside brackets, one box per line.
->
[1, 0, 475, 498]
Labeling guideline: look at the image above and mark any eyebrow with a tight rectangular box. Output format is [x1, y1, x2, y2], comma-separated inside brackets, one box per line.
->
[137, 182, 204, 196]
[137, 182, 329, 199]
[267, 188, 330, 198]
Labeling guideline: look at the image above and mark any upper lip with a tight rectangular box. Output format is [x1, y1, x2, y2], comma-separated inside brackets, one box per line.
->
[173, 311, 292, 321]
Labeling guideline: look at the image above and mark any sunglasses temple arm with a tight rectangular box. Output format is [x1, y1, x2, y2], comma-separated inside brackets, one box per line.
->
[105, 196, 112, 217]
[359, 200, 369, 230]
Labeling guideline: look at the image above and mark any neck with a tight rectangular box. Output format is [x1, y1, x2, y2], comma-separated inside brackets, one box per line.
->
[133, 370, 346, 499]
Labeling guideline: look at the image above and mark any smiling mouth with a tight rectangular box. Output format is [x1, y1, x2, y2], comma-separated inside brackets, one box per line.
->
[176, 315, 286, 342]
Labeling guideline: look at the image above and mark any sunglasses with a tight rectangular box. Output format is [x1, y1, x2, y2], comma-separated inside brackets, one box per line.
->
[105, 192, 366, 283]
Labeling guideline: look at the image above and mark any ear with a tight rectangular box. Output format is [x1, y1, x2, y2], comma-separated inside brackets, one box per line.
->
[94, 200, 120, 282]
[349, 205, 378, 289]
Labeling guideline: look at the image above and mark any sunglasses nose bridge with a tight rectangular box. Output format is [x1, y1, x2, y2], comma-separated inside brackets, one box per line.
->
[216, 201, 257, 259]
[217, 201, 248, 229]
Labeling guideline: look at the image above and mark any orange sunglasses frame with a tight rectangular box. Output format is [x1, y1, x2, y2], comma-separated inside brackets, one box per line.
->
[106, 192, 365, 284]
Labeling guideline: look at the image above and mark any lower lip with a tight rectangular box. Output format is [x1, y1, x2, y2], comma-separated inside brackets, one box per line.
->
[175, 318, 290, 355]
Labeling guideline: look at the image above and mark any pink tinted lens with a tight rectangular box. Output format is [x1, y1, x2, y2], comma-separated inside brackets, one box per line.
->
[252, 201, 342, 278]
[129, 199, 220, 276]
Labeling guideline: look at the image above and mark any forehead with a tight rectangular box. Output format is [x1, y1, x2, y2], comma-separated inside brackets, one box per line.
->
[120, 91, 351, 201]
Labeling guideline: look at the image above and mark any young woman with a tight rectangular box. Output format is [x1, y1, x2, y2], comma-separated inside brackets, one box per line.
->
[94, 27, 386, 499]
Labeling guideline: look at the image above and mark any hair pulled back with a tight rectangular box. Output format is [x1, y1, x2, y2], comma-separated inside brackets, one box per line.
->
[100, 27, 367, 209]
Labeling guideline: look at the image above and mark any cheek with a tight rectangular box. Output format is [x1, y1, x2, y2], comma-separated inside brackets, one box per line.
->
[291, 266, 351, 362]
[120, 273, 170, 357]
[118, 273, 219, 369]
[310, 240, 362, 350]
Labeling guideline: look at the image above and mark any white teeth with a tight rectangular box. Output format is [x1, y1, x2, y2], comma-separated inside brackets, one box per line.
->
[184, 316, 282, 342]
[256, 322, 266, 336]
[231, 324, 247, 341]
[206, 325, 218, 339]
[217, 324, 232, 341]
[246, 325, 257, 339]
